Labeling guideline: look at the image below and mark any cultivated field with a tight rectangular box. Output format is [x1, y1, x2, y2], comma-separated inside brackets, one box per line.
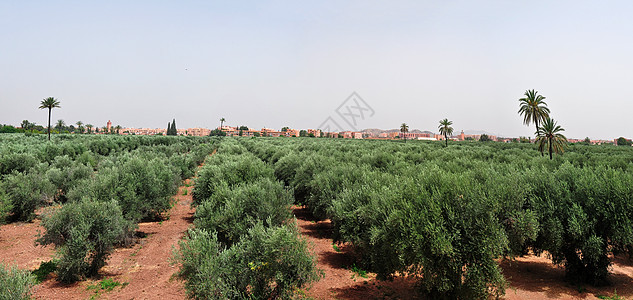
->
[1, 134, 633, 299]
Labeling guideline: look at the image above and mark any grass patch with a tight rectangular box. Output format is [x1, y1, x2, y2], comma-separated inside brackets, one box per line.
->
[87, 278, 128, 299]
[332, 244, 341, 252]
[31, 260, 57, 283]
[350, 264, 368, 278]
[598, 290, 626, 300]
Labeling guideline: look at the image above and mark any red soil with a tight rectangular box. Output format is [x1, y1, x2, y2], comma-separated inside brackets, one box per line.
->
[0, 181, 196, 300]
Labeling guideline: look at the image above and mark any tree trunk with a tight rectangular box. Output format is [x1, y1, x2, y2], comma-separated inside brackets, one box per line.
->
[445, 133, 448, 147]
[536, 119, 543, 156]
[549, 140, 553, 160]
[47, 108, 51, 141]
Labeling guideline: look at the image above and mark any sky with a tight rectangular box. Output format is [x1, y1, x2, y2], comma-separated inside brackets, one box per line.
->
[1, 0, 632, 139]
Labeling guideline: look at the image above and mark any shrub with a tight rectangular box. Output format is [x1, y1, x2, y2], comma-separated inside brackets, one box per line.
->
[0, 186, 11, 224]
[2, 171, 55, 221]
[45, 162, 92, 203]
[0, 153, 38, 175]
[330, 170, 509, 299]
[0, 263, 35, 300]
[173, 224, 320, 299]
[307, 164, 371, 220]
[36, 200, 131, 283]
[525, 164, 633, 285]
[67, 155, 179, 222]
[194, 178, 293, 246]
[192, 153, 274, 205]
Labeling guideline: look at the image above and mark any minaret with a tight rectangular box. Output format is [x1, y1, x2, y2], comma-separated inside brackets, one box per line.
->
[107, 120, 112, 132]
[460, 130, 465, 141]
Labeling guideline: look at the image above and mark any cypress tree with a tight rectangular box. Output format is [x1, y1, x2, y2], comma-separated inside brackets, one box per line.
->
[171, 119, 177, 135]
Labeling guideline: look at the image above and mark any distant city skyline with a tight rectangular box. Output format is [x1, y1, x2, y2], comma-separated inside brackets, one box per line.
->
[2, 1, 632, 140]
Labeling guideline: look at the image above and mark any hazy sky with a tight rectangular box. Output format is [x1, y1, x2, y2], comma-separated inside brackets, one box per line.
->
[1, 1, 632, 139]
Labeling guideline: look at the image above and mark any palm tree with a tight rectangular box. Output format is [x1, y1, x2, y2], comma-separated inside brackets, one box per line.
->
[400, 123, 409, 142]
[438, 118, 453, 147]
[220, 117, 226, 129]
[86, 124, 93, 134]
[76, 121, 84, 134]
[56, 119, 65, 132]
[39, 97, 61, 141]
[535, 117, 567, 160]
[518, 89, 550, 153]
[21, 120, 29, 130]
[115, 125, 122, 134]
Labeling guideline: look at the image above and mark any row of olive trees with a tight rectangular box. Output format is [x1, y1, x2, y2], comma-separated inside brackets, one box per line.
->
[177, 139, 320, 299]
[241, 137, 633, 297]
[518, 89, 567, 159]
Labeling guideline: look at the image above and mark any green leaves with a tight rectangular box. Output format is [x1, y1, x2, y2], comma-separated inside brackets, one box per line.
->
[37, 200, 131, 283]
[0, 263, 35, 300]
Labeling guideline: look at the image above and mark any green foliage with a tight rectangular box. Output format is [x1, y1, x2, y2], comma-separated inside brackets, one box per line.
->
[1, 171, 55, 221]
[37, 200, 131, 283]
[194, 178, 293, 247]
[0, 124, 23, 133]
[166, 119, 178, 136]
[525, 164, 633, 285]
[616, 137, 632, 146]
[598, 290, 626, 300]
[68, 155, 179, 222]
[350, 264, 368, 278]
[209, 128, 226, 136]
[0, 263, 35, 300]
[479, 134, 491, 142]
[87, 278, 123, 292]
[0, 153, 38, 175]
[173, 224, 320, 300]
[237, 137, 633, 297]
[192, 153, 274, 205]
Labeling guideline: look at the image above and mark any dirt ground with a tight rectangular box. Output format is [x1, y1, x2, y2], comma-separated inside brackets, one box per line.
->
[1, 198, 632, 299]
[0, 180, 195, 300]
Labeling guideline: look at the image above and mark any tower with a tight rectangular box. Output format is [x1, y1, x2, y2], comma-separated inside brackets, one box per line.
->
[107, 120, 112, 132]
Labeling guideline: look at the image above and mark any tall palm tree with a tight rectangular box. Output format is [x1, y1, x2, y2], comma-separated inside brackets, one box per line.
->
[400, 123, 409, 142]
[21, 120, 29, 130]
[438, 118, 453, 147]
[39, 97, 61, 141]
[220, 117, 226, 129]
[86, 124, 93, 134]
[535, 117, 567, 160]
[115, 125, 122, 134]
[518, 89, 550, 151]
[76, 121, 84, 134]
